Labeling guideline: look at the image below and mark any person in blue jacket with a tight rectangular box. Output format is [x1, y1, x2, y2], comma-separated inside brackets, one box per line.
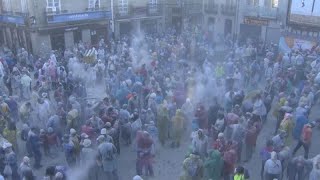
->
[293, 114, 308, 140]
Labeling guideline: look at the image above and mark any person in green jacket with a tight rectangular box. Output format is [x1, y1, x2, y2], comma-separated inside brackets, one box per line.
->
[157, 103, 169, 146]
[204, 150, 223, 180]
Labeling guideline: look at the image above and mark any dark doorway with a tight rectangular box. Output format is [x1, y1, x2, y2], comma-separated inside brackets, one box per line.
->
[91, 28, 107, 46]
[208, 17, 215, 42]
[141, 20, 157, 34]
[239, 24, 262, 44]
[224, 19, 232, 37]
[73, 30, 82, 44]
[50, 33, 65, 51]
[0, 29, 4, 45]
[119, 22, 132, 37]
[172, 16, 182, 34]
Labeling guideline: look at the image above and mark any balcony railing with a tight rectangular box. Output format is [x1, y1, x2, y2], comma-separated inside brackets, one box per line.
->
[204, 3, 218, 14]
[172, 7, 182, 15]
[185, 3, 202, 15]
[147, 3, 163, 16]
[45, 7, 110, 16]
[243, 6, 278, 19]
[115, 4, 162, 19]
[114, 5, 145, 19]
[1, 10, 28, 17]
[221, 4, 236, 16]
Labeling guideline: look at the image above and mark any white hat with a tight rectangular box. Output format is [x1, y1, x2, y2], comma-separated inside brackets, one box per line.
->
[218, 133, 224, 138]
[83, 139, 92, 148]
[23, 156, 30, 164]
[100, 128, 107, 135]
[133, 175, 143, 180]
[3, 142, 12, 149]
[81, 133, 89, 139]
[150, 93, 156, 99]
[70, 128, 76, 135]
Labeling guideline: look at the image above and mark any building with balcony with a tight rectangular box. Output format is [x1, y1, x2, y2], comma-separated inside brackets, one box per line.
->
[163, 0, 183, 33]
[0, 0, 31, 52]
[203, 0, 237, 43]
[113, 0, 164, 38]
[283, 0, 320, 44]
[1, 0, 112, 54]
[236, 0, 288, 43]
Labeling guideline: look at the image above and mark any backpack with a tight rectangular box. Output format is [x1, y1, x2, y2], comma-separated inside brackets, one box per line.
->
[20, 129, 28, 141]
[187, 161, 199, 177]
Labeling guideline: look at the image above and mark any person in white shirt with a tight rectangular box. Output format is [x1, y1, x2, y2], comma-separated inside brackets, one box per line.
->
[264, 151, 282, 180]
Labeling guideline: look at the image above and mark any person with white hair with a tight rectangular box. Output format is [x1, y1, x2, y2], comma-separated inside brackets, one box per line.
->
[94, 59, 106, 84]
[181, 98, 194, 127]
[4, 142, 19, 179]
[309, 154, 320, 180]
[97, 135, 119, 180]
[20, 70, 32, 100]
[18, 156, 33, 179]
[192, 129, 208, 159]
[263, 151, 282, 180]
[147, 93, 158, 117]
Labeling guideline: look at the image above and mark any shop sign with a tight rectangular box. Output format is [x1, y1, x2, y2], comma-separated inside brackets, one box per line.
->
[0, 15, 25, 25]
[244, 17, 269, 26]
[48, 11, 112, 24]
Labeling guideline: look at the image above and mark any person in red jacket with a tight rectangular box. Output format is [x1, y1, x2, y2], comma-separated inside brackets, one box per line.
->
[292, 122, 315, 158]
[245, 121, 258, 162]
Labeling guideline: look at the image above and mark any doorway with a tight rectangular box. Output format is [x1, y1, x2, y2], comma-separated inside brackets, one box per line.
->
[50, 33, 65, 51]
[224, 19, 232, 37]
[73, 30, 82, 44]
[172, 16, 182, 34]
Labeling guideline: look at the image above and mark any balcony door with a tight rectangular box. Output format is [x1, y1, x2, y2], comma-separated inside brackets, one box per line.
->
[2, 0, 12, 12]
[149, 0, 158, 13]
[89, 0, 100, 9]
[46, 0, 61, 13]
[118, 0, 128, 15]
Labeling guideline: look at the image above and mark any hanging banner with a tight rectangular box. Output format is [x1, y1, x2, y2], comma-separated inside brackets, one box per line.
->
[0, 15, 25, 25]
[279, 36, 318, 53]
[47, 11, 112, 24]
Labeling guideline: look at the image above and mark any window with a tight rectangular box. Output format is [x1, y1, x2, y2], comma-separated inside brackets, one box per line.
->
[247, 0, 259, 6]
[149, 0, 157, 4]
[272, 0, 279, 8]
[46, 0, 61, 12]
[149, 0, 158, 13]
[2, 0, 12, 11]
[89, 0, 100, 9]
[21, 0, 28, 12]
[118, 0, 128, 15]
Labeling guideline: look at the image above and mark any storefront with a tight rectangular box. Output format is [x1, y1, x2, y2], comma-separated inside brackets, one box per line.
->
[37, 23, 109, 52]
[239, 17, 267, 43]
[141, 19, 157, 34]
[119, 21, 132, 37]
[32, 10, 111, 53]
[0, 28, 5, 45]
[0, 14, 29, 52]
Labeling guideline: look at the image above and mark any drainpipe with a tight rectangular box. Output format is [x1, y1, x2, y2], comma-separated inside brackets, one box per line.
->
[235, 0, 240, 41]
[110, 0, 115, 34]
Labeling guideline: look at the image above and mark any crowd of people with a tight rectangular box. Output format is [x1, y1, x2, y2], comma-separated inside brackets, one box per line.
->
[0, 24, 320, 180]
